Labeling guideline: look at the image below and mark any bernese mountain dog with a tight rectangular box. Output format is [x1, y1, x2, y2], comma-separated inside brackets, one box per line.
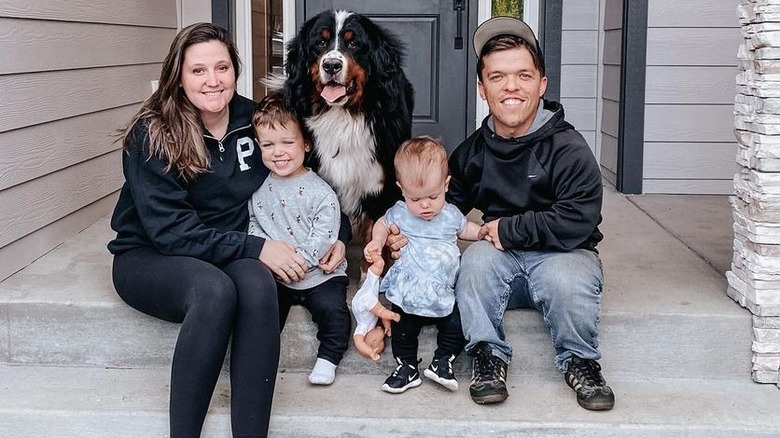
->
[283, 10, 414, 239]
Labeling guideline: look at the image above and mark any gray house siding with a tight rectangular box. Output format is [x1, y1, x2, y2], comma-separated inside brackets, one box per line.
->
[560, 0, 601, 157]
[642, 0, 740, 194]
[596, 0, 740, 194]
[0, 0, 178, 281]
[0, 0, 747, 282]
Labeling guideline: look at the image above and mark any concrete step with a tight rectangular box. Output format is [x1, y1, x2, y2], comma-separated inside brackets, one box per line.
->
[0, 188, 757, 381]
[0, 187, 773, 435]
[0, 198, 754, 381]
[2, 364, 780, 438]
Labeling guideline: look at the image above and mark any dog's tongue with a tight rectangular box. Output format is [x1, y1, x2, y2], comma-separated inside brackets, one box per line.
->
[321, 84, 347, 103]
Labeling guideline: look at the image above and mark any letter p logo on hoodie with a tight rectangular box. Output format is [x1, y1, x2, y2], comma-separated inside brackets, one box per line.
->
[236, 137, 254, 171]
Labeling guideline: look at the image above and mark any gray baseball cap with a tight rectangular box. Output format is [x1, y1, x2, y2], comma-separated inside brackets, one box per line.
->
[473, 16, 545, 72]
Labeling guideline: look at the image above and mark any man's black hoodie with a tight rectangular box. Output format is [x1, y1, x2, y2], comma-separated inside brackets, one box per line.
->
[447, 99, 603, 252]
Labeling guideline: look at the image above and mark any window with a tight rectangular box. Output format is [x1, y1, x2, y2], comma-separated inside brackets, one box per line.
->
[251, 0, 284, 101]
[493, 0, 523, 18]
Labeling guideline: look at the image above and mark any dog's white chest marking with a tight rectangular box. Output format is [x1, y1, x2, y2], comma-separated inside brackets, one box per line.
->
[307, 108, 383, 217]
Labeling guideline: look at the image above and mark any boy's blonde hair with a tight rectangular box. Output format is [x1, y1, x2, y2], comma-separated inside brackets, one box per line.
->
[252, 92, 299, 131]
[394, 136, 448, 188]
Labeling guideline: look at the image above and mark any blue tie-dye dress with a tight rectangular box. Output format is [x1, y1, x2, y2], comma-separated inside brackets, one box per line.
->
[380, 200, 466, 317]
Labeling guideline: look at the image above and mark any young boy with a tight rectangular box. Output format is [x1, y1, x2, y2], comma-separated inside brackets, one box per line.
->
[248, 93, 350, 385]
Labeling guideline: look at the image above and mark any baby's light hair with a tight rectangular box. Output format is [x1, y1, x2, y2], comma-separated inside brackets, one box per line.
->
[394, 136, 448, 188]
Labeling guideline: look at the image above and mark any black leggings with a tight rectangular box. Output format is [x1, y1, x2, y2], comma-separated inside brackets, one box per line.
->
[112, 247, 280, 438]
[390, 303, 466, 364]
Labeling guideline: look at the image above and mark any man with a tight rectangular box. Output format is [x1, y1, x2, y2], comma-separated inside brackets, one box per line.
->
[447, 17, 614, 410]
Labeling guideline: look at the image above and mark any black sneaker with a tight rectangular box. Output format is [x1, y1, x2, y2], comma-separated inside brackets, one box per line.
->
[469, 343, 508, 404]
[423, 354, 458, 391]
[564, 356, 615, 411]
[382, 358, 422, 394]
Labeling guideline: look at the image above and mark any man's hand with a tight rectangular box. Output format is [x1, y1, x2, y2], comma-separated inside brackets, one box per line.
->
[363, 241, 384, 264]
[480, 219, 504, 251]
[385, 223, 408, 259]
[259, 240, 307, 282]
[318, 240, 346, 273]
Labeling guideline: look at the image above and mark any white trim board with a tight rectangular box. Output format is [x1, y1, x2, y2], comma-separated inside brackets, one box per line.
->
[235, 0, 253, 98]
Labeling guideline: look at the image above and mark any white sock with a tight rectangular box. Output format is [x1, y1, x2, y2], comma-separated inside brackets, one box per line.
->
[308, 358, 337, 385]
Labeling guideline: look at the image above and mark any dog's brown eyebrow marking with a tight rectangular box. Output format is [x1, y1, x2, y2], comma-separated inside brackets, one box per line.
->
[319, 28, 331, 40]
[343, 30, 354, 41]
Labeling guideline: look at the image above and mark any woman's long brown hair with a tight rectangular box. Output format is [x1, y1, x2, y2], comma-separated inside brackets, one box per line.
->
[117, 22, 242, 181]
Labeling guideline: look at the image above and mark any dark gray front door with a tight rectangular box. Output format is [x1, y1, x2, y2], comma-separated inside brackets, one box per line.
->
[296, 0, 477, 152]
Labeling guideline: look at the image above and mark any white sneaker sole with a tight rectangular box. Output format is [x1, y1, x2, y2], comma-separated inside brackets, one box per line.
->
[381, 377, 422, 394]
[424, 369, 458, 391]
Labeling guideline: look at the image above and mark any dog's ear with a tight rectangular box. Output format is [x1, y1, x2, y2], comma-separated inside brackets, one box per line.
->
[284, 17, 317, 118]
[360, 16, 406, 81]
[362, 17, 413, 114]
[360, 16, 415, 140]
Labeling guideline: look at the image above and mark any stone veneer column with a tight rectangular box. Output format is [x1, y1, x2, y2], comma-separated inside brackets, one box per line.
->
[730, 0, 780, 386]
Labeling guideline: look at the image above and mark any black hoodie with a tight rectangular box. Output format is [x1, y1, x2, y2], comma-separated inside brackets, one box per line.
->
[107, 94, 268, 264]
[447, 100, 603, 252]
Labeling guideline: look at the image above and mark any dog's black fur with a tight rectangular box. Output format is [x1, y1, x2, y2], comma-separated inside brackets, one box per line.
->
[283, 10, 414, 223]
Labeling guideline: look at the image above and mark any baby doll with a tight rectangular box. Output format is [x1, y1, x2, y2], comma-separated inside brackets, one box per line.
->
[351, 247, 400, 361]
[360, 326, 387, 361]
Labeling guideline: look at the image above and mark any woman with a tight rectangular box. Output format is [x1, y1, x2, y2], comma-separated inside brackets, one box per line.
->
[108, 23, 347, 437]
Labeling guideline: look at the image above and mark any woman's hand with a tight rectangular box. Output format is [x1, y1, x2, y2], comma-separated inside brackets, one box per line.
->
[318, 240, 346, 273]
[259, 240, 307, 283]
[385, 223, 408, 259]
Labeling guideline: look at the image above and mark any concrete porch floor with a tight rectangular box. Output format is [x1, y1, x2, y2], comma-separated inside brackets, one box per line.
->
[626, 192, 734, 277]
[2, 185, 780, 437]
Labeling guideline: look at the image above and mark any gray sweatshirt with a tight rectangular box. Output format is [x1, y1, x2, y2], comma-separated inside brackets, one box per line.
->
[248, 169, 347, 289]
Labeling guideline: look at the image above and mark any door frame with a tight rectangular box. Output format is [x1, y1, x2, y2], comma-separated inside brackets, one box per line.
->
[538, 0, 561, 103]
[216, 0, 561, 137]
[219, 0, 491, 124]
[289, 0, 484, 142]
[472, 1, 553, 130]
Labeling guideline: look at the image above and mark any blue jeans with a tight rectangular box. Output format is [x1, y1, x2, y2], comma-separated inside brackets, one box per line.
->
[455, 241, 604, 371]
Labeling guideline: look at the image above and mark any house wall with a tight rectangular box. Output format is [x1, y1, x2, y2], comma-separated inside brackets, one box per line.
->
[642, 0, 740, 194]
[0, 0, 178, 281]
[182, 0, 212, 25]
[560, 0, 601, 160]
[600, 0, 622, 185]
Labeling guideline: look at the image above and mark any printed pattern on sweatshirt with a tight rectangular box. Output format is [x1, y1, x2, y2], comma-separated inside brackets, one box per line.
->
[248, 170, 346, 289]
